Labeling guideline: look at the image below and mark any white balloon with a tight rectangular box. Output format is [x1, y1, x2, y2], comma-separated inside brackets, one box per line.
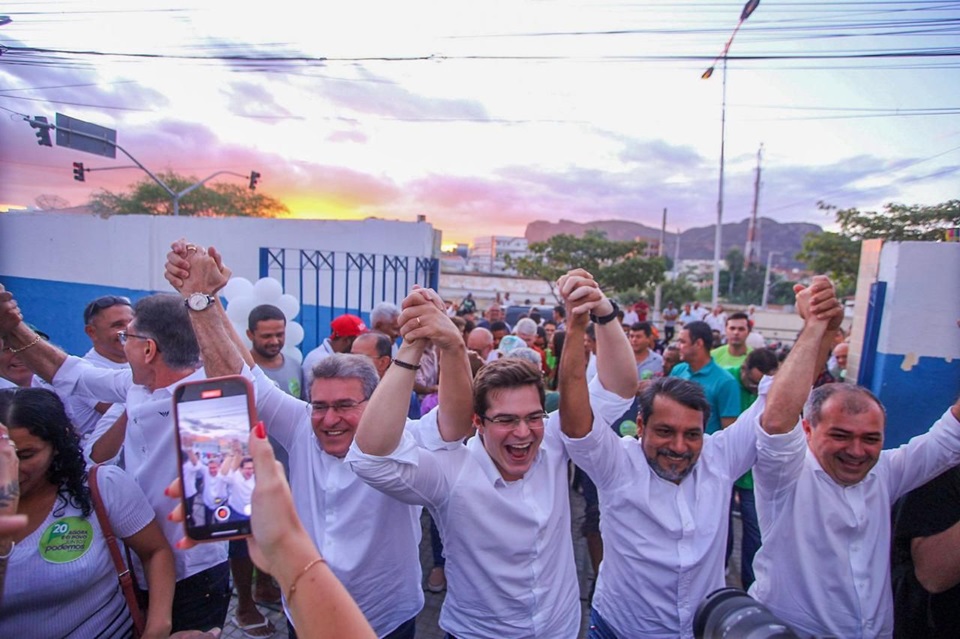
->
[285, 321, 304, 346]
[253, 277, 284, 303]
[276, 293, 301, 321]
[226, 296, 256, 326]
[221, 277, 254, 302]
[282, 345, 303, 364]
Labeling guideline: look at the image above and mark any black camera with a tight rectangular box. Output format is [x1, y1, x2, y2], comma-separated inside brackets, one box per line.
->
[694, 588, 801, 639]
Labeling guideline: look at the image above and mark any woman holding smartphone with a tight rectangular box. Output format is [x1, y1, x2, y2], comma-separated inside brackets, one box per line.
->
[0, 387, 176, 638]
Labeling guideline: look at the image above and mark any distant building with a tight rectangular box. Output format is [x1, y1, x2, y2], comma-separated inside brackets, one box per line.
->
[470, 236, 529, 274]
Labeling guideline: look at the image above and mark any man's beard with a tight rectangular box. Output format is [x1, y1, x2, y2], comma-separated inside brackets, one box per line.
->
[646, 447, 696, 482]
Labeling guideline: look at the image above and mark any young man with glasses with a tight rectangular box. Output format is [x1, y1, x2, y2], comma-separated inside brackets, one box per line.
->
[347, 270, 638, 639]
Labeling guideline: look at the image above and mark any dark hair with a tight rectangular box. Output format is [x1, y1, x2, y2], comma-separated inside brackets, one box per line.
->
[726, 312, 750, 326]
[684, 321, 713, 352]
[356, 331, 393, 358]
[248, 304, 286, 332]
[0, 388, 91, 517]
[83, 295, 132, 325]
[630, 322, 653, 338]
[553, 305, 566, 319]
[638, 377, 711, 430]
[744, 348, 779, 375]
[529, 310, 542, 324]
[133, 294, 200, 369]
[585, 322, 596, 341]
[803, 384, 885, 428]
[473, 358, 545, 417]
[312, 354, 379, 400]
[489, 321, 508, 333]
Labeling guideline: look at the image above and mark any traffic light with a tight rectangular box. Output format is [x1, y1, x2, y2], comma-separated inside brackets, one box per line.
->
[72, 162, 85, 182]
[248, 170, 261, 190]
[30, 116, 53, 147]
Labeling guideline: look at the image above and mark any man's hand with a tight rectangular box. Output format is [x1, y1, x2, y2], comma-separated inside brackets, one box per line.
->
[794, 275, 843, 331]
[558, 269, 605, 321]
[164, 239, 232, 296]
[398, 288, 463, 351]
[0, 285, 24, 337]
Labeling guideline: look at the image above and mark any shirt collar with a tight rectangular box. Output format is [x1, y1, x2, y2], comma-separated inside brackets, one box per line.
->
[466, 433, 543, 487]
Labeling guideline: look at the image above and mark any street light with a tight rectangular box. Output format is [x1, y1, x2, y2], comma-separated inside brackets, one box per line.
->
[702, 0, 760, 307]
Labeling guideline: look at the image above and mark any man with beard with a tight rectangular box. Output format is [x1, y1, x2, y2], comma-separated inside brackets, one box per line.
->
[559, 277, 844, 639]
[248, 304, 302, 399]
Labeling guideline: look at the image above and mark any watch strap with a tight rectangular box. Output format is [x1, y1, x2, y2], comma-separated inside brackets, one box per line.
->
[590, 300, 620, 325]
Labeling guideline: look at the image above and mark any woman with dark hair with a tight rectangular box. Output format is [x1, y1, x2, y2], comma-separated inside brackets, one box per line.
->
[0, 387, 175, 638]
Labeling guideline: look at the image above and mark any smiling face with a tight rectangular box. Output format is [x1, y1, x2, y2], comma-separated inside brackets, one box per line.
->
[309, 377, 367, 458]
[638, 394, 705, 483]
[804, 393, 885, 486]
[10, 426, 54, 500]
[476, 384, 545, 482]
[86, 304, 134, 363]
[248, 318, 286, 360]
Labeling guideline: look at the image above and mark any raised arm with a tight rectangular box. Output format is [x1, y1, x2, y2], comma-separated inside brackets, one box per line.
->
[557, 273, 599, 439]
[761, 275, 843, 435]
[558, 271, 637, 399]
[164, 240, 245, 377]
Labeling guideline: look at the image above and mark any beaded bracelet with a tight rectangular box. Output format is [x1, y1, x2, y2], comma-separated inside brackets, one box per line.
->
[287, 556, 325, 601]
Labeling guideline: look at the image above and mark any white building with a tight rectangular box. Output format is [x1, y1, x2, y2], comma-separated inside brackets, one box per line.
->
[469, 236, 529, 274]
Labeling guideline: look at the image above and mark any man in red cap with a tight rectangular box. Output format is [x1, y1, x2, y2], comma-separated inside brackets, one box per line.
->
[301, 313, 367, 400]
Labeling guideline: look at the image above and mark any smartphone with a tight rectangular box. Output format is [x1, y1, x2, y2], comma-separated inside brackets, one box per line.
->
[173, 375, 257, 542]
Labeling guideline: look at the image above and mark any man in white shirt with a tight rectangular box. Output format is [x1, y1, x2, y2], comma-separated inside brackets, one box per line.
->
[750, 308, 960, 637]
[558, 276, 844, 639]
[347, 270, 637, 639]
[162, 243, 474, 639]
[0, 287, 230, 633]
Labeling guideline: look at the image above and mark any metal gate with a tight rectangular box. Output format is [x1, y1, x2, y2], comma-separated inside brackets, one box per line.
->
[259, 247, 439, 351]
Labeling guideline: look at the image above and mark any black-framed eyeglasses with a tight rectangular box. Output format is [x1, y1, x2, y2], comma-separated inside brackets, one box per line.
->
[117, 330, 159, 350]
[310, 399, 369, 417]
[83, 295, 132, 325]
[479, 411, 549, 430]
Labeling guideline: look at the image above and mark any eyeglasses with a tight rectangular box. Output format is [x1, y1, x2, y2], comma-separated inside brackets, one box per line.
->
[117, 330, 159, 351]
[310, 399, 368, 417]
[83, 295, 132, 325]
[480, 412, 549, 430]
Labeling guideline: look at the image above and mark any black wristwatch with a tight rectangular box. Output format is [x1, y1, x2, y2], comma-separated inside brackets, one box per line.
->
[590, 300, 620, 325]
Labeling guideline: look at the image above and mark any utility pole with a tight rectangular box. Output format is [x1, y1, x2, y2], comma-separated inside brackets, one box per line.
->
[654, 208, 667, 322]
[744, 144, 763, 267]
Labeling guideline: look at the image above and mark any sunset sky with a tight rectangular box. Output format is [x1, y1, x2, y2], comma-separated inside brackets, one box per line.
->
[1, 0, 957, 247]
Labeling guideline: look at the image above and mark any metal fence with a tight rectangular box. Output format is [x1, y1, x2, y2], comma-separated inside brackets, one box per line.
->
[259, 247, 439, 350]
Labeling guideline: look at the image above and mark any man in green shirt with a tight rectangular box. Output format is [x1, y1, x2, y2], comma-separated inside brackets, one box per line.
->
[711, 311, 752, 369]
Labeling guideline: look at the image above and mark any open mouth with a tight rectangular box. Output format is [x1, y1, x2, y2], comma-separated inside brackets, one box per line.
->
[324, 429, 348, 438]
[506, 442, 532, 461]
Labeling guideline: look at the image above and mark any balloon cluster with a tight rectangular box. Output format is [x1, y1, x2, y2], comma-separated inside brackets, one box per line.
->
[220, 277, 304, 363]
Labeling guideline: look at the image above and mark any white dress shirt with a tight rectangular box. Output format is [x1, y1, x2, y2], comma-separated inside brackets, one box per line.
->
[346, 377, 632, 639]
[53, 356, 227, 583]
[300, 338, 335, 400]
[223, 469, 255, 514]
[252, 366, 452, 637]
[749, 407, 960, 639]
[561, 377, 769, 639]
[57, 348, 129, 440]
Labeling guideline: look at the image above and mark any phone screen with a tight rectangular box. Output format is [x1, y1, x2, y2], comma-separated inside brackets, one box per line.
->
[173, 375, 256, 541]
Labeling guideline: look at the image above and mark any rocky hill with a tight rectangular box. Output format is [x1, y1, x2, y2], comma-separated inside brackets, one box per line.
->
[525, 217, 821, 268]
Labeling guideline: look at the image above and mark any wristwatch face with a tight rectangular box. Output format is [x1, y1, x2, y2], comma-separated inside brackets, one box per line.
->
[187, 293, 213, 311]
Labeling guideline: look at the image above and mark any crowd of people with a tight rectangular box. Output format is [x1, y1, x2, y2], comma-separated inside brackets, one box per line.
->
[0, 238, 958, 639]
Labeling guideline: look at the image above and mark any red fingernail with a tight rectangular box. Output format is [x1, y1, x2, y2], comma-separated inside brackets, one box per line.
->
[167, 512, 174, 521]
[254, 421, 266, 439]
[163, 487, 171, 497]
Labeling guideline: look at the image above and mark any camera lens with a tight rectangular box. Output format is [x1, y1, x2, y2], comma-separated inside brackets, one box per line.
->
[694, 587, 801, 639]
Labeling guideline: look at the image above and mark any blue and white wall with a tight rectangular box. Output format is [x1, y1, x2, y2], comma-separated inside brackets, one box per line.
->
[864, 241, 960, 447]
[0, 212, 439, 356]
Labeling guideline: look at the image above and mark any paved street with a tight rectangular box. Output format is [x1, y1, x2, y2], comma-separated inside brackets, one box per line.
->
[220, 485, 744, 639]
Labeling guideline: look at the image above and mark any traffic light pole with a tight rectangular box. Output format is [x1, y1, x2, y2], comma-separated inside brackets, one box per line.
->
[25, 116, 259, 216]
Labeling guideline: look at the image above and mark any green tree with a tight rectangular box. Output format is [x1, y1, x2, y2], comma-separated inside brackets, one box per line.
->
[828, 200, 960, 241]
[507, 230, 665, 298]
[718, 247, 768, 304]
[796, 231, 860, 297]
[90, 171, 288, 217]
[796, 199, 959, 297]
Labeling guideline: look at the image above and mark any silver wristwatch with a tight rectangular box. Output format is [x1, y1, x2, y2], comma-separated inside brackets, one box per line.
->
[184, 292, 216, 311]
